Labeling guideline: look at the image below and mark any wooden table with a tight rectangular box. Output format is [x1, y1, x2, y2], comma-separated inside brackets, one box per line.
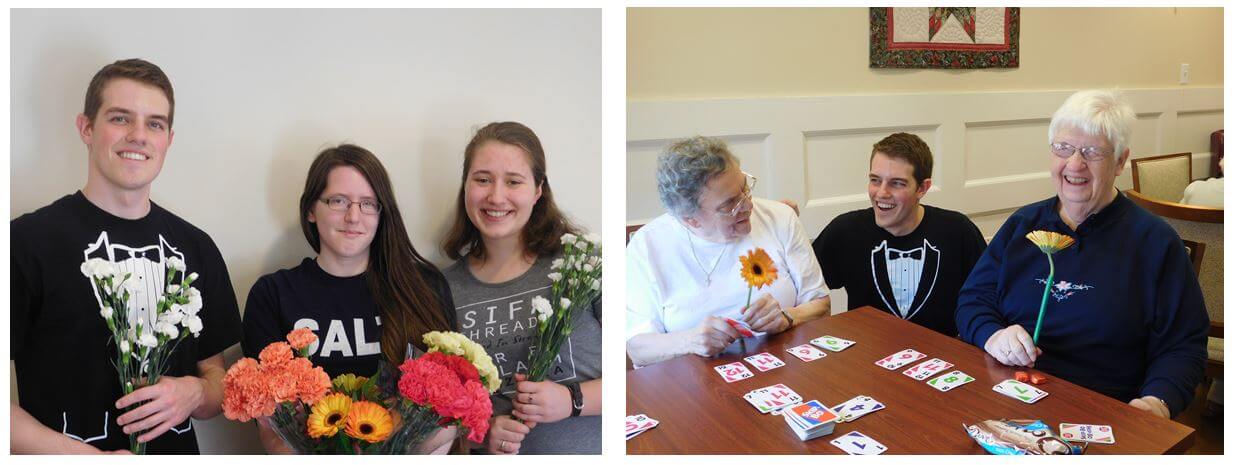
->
[626, 307, 1196, 454]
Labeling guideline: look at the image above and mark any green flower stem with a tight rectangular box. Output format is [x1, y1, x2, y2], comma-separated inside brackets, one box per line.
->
[1032, 253, 1055, 344]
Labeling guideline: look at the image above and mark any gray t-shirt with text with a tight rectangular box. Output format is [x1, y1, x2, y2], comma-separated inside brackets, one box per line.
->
[443, 254, 601, 454]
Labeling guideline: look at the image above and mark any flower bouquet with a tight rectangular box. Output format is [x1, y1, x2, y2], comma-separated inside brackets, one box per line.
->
[223, 329, 499, 454]
[526, 233, 602, 382]
[81, 257, 204, 454]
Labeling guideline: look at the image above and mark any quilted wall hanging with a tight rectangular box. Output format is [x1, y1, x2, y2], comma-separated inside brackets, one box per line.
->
[870, 7, 1020, 69]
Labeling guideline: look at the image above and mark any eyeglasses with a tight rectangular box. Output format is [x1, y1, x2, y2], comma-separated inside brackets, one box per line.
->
[717, 172, 757, 217]
[319, 196, 381, 215]
[1050, 141, 1112, 162]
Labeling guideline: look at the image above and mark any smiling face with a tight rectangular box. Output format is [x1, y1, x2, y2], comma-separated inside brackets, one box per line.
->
[685, 166, 753, 243]
[77, 78, 173, 195]
[464, 141, 543, 246]
[1050, 125, 1126, 217]
[308, 166, 380, 265]
[868, 152, 930, 236]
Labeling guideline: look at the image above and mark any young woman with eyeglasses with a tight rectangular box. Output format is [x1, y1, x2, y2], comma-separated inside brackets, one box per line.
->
[240, 144, 457, 454]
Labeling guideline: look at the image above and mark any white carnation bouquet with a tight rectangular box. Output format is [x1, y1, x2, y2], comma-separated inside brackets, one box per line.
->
[80, 256, 204, 454]
[526, 233, 602, 382]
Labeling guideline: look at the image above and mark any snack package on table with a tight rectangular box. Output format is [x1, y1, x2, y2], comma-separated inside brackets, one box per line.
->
[963, 419, 1085, 455]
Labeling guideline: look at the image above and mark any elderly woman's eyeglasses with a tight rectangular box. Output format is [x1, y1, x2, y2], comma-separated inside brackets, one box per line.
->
[717, 172, 757, 217]
[320, 196, 382, 215]
[1050, 142, 1112, 162]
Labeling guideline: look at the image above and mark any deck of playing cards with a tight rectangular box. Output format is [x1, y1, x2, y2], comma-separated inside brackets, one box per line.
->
[781, 400, 839, 441]
[993, 379, 1049, 403]
[625, 414, 659, 440]
[742, 383, 802, 414]
[832, 395, 885, 423]
[830, 431, 888, 455]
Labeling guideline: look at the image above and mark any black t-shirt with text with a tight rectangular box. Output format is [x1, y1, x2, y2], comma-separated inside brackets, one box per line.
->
[11, 192, 242, 453]
[241, 257, 457, 379]
[812, 205, 986, 336]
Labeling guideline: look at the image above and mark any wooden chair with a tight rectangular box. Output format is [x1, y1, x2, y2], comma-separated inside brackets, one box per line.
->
[626, 224, 644, 244]
[1130, 152, 1193, 203]
[1124, 190, 1223, 382]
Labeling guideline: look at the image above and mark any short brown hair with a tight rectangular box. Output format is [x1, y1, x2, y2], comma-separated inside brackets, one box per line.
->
[443, 122, 579, 261]
[870, 132, 933, 185]
[83, 59, 175, 127]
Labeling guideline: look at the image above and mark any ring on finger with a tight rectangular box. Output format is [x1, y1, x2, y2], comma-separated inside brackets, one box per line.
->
[500, 440, 508, 451]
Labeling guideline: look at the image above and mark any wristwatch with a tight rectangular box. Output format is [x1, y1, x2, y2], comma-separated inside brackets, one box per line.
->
[565, 382, 583, 417]
[780, 309, 795, 328]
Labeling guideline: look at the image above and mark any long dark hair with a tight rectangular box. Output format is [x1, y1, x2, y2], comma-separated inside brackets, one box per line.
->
[443, 122, 578, 260]
[299, 144, 451, 361]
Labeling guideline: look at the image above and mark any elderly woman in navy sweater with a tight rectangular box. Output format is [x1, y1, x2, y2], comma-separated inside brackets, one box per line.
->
[955, 90, 1209, 419]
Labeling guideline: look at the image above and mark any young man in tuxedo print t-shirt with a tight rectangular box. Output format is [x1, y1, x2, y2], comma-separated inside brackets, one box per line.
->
[812, 133, 986, 335]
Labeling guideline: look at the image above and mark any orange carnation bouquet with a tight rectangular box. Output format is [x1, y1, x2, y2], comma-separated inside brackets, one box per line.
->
[223, 329, 498, 454]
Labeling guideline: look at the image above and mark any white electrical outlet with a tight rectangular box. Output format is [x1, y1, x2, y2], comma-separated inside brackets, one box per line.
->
[1180, 63, 1190, 85]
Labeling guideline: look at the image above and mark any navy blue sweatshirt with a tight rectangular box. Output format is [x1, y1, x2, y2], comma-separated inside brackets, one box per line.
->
[955, 192, 1208, 417]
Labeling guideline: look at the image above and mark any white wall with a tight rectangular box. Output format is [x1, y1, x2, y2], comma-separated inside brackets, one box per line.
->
[9, 8, 599, 454]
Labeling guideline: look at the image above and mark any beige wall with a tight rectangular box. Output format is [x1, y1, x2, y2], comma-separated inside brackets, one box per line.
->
[628, 7, 1223, 100]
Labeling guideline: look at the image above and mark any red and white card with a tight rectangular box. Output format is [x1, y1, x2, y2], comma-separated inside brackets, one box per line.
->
[875, 348, 927, 370]
[786, 344, 828, 362]
[625, 414, 659, 440]
[902, 358, 954, 381]
[744, 352, 786, 372]
[714, 362, 754, 383]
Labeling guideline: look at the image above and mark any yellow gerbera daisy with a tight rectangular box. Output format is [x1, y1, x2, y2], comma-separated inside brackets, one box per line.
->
[1025, 230, 1076, 254]
[331, 374, 368, 394]
[344, 401, 394, 443]
[306, 393, 351, 438]
[739, 248, 779, 289]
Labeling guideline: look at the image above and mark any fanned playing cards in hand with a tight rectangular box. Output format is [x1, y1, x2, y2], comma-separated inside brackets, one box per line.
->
[723, 316, 766, 338]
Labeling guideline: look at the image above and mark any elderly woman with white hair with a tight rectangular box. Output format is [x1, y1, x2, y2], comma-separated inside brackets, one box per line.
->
[955, 90, 1209, 419]
[626, 136, 831, 366]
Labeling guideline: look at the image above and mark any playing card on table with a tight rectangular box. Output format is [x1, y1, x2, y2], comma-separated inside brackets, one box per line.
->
[902, 358, 955, 381]
[786, 344, 828, 362]
[810, 335, 856, 352]
[993, 379, 1049, 403]
[714, 362, 754, 383]
[832, 395, 885, 423]
[830, 431, 887, 455]
[625, 414, 659, 440]
[875, 348, 927, 370]
[746, 383, 802, 413]
[1059, 423, 1115, 444]
[926, 370, 976, 392]
[744, 352, 786, 372]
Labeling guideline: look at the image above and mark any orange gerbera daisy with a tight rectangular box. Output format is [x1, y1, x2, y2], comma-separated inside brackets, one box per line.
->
[1025, 230, 1075, 254]
[739, 248, 779, 289]
[344, 401, 394, 443]
[306, 393, 351, 438]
